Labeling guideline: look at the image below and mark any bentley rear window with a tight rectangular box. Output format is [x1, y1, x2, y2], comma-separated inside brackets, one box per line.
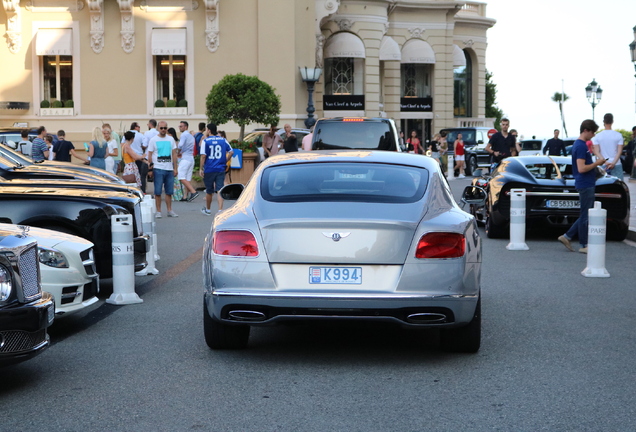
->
[261, 163, 428, 203]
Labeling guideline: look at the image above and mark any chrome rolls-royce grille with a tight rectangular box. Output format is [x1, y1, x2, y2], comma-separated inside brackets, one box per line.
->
[18, 244, 41, 301]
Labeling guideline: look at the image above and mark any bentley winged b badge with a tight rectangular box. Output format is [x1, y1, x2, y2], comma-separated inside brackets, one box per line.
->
[322, 232, 351, 242]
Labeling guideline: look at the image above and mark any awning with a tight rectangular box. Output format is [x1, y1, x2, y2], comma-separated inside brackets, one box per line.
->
[36, 28, 72, 56]
[401, 39, 435, 64]
[453, 44, 467, 67]
[324, 32, 365, 59]
[379, 36, 401, 61]
[151, 28, 187, 55]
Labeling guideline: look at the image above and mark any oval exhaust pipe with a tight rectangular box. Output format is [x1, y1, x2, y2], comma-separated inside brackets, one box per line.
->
[406, 312, 447, 324]
[228, 310, 267, 322]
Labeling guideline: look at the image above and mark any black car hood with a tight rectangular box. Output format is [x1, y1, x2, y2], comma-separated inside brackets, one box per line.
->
[0, 177, 141, 199]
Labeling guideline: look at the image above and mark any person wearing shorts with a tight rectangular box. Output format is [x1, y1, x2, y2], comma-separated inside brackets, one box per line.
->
[177, 121, 199, 202]
[147, 121, 179, 218]
[200, 123, 233, 215]
[454, 133, 466, 178]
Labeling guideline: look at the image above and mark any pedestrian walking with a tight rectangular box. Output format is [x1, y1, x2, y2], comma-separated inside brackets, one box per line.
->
[31, 126, 49, 162]
[407, 130, 422, 154]
[543, 129, 566, 156]
[52, 130, 79, 162]
[558, 119, 605, 254]
[485, 118, 516, 171]
[103, 123, 122, 172]
[147, 121, 179, 218]
[453, 133, 466, 178]
[121, 131, 144, 188]
[592, 113, 624, 178]
[200, 123, 233, 215]
[262, 125, 282, 158]
[84, 127, 108, 170]
[103, 126, 119, 174]
[177, 121, 199, 202]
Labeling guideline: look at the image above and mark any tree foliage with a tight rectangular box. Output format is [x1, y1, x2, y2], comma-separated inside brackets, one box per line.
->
[206, 73, 281, 141]
[485, 70, 504, 130]
[551, 92, 569, 136]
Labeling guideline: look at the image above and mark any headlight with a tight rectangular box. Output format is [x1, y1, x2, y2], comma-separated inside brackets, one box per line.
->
[0, 264, 12, 301]
[38, 246, 69, 268]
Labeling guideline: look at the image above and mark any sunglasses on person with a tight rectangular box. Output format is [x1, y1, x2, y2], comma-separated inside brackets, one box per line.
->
[159, 127, 168, 130]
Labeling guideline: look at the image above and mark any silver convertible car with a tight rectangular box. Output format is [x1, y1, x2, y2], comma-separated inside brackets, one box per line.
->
[203, 151, 482, 352]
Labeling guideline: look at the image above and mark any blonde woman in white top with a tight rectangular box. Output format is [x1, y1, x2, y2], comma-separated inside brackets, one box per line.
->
[103, 126, 119, 174]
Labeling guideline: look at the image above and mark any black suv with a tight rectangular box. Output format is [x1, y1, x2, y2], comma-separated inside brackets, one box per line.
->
[440, 127, 497, 175]
[1, 231, 54, 367]
[312, 118, 400, 152]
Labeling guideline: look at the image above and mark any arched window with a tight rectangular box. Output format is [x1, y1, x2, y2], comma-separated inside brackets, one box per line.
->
[453, 46, 472, 117]
[323, 32, 365, 96]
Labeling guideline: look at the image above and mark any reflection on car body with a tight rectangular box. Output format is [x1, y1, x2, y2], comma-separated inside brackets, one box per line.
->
[203, 150, 482, 353]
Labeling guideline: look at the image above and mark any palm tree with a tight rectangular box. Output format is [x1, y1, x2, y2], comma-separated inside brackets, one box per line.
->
[551, 92, 569, 136]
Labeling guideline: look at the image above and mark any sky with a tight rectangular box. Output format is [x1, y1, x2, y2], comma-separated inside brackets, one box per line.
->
[485, 0, 636, 139]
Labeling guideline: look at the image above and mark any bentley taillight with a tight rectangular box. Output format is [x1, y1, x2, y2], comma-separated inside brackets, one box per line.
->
[415, 232, 465, 259]
[213, 231, 259, 256]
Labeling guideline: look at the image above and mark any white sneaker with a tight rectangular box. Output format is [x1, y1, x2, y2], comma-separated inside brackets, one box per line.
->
[167, 211, 178, 217]
[155, 212, 162, 219]
[458, 174, 466, 178]
[201, 207, 212, 216]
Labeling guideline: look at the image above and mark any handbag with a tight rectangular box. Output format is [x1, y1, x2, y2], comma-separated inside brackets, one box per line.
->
[122, 173, 137, 183]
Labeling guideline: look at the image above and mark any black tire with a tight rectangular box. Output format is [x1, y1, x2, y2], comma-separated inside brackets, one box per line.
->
[203, 300, 250, 349]
[466, 156, 478, 176]
[607, 226, 628, 242]
[485, 213, 507, 239]
[440, 298, 481, 353]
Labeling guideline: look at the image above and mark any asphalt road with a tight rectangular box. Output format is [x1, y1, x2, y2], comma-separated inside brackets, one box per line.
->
[2, 177, 635, 431]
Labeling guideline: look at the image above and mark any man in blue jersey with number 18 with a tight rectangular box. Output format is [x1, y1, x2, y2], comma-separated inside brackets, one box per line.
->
[200, 123, 233, 215]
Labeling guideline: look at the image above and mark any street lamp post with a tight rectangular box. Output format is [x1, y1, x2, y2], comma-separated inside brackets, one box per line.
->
[585, 78, 603, 121]
[299, 67, 322, 129]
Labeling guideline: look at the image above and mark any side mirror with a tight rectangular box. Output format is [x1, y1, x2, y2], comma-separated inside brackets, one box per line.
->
[461, 185, 487, 207]
[219, 183, 245, 201]
[472, 168, 483, 177]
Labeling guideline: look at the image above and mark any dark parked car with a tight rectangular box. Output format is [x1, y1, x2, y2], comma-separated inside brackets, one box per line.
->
[462, 155, 630, 240]
[1, 229, 55, 367]
[0, 177, 148, 278]
[0, 144, 124, 184]
[311, 117, 400, 152]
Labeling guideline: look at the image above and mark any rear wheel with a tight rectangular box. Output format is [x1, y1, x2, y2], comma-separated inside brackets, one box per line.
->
[607, 225, 628, 241]
[485, 213, 507, 239]
[203, 300, 250, 349]
[440, 298, 481, 353]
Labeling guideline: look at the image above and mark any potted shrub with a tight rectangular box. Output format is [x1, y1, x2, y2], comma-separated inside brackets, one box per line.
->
[155, 99, 165, 107]
[178, 99, 188, 107]
[167, 99, 177, 108]
[40, 100, 50, 108]
[64, 100, 74, 108]
[51, 100, 63, 108]
[227, 139, 259, 185]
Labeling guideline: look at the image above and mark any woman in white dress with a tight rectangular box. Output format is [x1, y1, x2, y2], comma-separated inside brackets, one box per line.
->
[103, 126, 119, 174]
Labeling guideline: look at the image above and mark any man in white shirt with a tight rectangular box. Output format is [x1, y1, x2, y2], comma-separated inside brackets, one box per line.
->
[143, 119, 159, 149]
[147, 121, 178, 218]
[177, 121, 199, 202]
[592, 113, 624, 177]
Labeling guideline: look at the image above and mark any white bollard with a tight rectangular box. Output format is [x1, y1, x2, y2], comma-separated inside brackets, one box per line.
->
[107, 214, 143, 305]
[506, 188, 529, 250]
[142, 195, 160, 261]
[582, 201, 610, 278]
[447, 155, 455, 180]
[135, 196, 159, 276]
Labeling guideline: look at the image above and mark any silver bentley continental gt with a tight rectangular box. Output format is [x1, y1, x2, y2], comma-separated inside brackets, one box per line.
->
[202, 151, 482, 352]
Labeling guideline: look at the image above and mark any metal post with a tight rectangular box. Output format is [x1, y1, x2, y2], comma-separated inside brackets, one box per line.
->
[304, 80, 317, 129]
[582, 201, 610, 278]
[506, 189, 529, 250]
[135, 196, 159, 276]
[107, 214, 143, 305]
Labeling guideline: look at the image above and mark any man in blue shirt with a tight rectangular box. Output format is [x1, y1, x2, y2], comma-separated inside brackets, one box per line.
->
[31, 126, 49, 162]
[200, 123, 233, 215]
[558, 119, 605, 254]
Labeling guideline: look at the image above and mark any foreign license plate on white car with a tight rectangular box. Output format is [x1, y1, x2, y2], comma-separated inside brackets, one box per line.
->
[546, 200, 580, 209]
[309, 267, 362, 284]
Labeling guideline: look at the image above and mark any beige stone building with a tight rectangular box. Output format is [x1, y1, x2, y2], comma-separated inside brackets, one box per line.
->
[0, 0, 495, 143]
